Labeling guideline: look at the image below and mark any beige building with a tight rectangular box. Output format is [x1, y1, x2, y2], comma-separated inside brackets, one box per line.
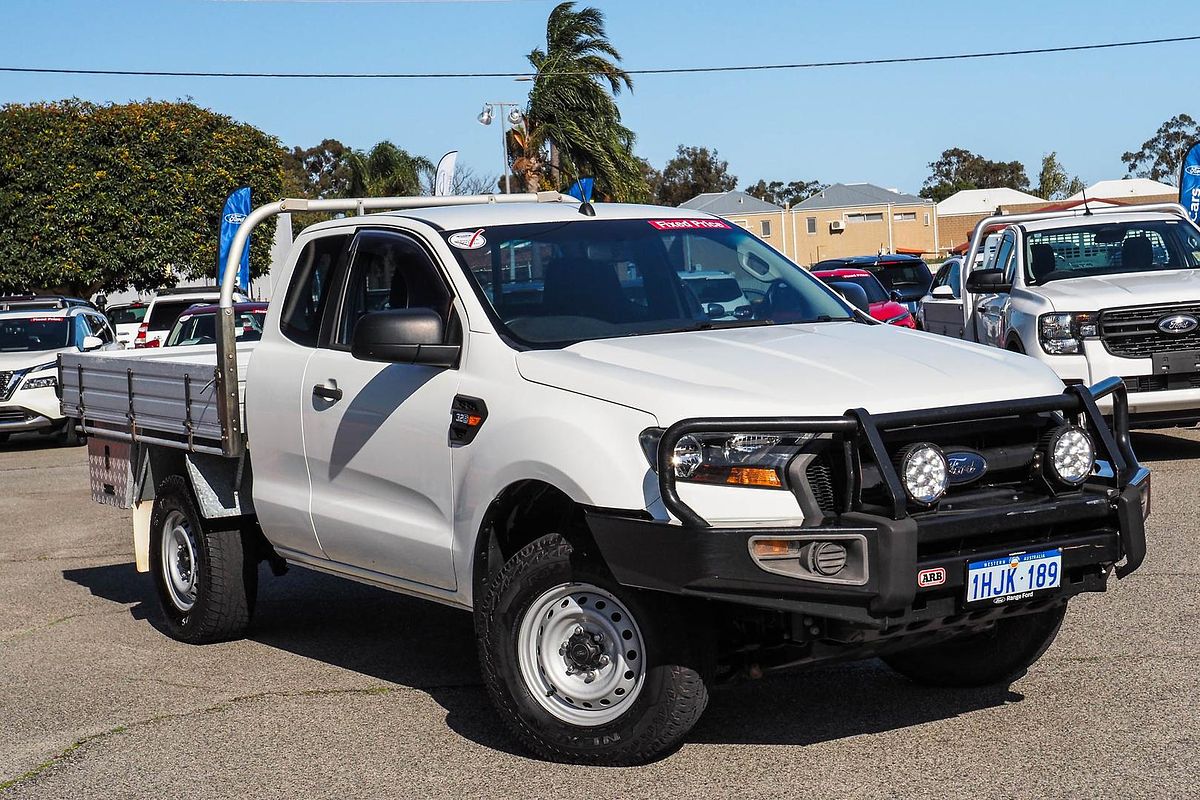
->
[936, 188, 1047, 255]
[681, 185, 939, 267]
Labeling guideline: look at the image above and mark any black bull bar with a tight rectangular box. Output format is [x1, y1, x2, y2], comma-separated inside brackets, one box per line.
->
[654, 376, 1147, 580]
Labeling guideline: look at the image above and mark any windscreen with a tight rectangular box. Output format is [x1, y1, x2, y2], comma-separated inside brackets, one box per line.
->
[442, 218, 853, 346]
[166, 310, 265, 346]
[0, 317, 71, 352]
[107, 305, 147, 325]
[838, 275, 888, 304]
[1025, 219, 1200, 284]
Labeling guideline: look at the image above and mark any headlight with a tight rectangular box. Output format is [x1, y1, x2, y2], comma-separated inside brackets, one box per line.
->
[1044, 425, 1094, 485]
[896, 442, 948, 506]
[1038, 312, 1098, 355]
[21, 374, 57, 390]
[642, 429, 805, 490]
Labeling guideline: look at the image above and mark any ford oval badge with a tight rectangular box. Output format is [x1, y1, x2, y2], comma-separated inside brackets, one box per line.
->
[1157, 314, 1198, 335]
[945, 450, 988, 486]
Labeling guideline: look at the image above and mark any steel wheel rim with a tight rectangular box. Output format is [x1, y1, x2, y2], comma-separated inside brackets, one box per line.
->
[160, 510, 198, 612]
[516, 582, 646, 727]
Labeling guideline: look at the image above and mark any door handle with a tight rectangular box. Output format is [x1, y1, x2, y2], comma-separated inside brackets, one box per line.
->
[312, 383, 343, 402]
[977, 304, 989, 314]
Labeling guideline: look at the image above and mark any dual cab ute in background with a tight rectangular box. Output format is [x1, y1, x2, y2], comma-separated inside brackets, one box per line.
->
[922, 203, 1200, 428]
[60, 194, 1148, 765]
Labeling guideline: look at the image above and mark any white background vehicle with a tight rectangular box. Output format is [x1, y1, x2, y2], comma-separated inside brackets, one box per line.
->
[932, 204, 1200, 426]
[59, 194, 1148, 765]
[104, 301, 147, 347]
[134, 287, 248, 348]
[0, 305, 118, 443]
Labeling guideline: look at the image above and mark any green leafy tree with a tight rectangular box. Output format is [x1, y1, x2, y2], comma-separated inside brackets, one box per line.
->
[919, 147, 1030, 202]
[515, 2, 648, 201]
[1036, 152, 1086, 200]
[0, 99, 282, 296]
[745, 178, 827, 207]
[655, 145, 737, 206]
[347, 141, 433, 197]
[1122, 113, 1200, 183]
[283, 138, 353, 199]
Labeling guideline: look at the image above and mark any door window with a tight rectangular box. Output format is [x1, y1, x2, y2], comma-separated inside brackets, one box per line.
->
[280, 233, 350, 347]
[84, 314, 114, 343]
[990, 233, 1015, 284]
[334, 231, 454, 348]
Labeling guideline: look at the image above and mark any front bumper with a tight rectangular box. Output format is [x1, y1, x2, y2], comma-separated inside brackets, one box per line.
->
[0, 384, 64, 432]
[589, 377, 1148, 628]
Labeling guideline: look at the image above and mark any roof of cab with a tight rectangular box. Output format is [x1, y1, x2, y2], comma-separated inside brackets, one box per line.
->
[1017, 209, 1190, 234]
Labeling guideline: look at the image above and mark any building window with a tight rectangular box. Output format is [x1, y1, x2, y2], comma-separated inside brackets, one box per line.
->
[893, 212, 917, 222]
[806, 216, 817, 234]
[732, 219, 749, 229]
[760, 219, 771, 237]
[924, 213, 931, 226]
[846, 212, 884, 224]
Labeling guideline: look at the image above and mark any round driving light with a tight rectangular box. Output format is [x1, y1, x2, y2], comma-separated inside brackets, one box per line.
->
[672, 435, 703, 479]
[897, 442, 949, 506]
[1045, 425, 1094, 485]
[804, 541, 848, 577]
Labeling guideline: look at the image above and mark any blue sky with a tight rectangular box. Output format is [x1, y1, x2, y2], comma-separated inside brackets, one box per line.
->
[4, 0, 1198, 194]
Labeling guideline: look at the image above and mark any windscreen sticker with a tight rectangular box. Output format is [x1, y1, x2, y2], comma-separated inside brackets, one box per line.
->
[28, 317, 63, 323]
[448, 229, 488, 250]
[648, 219, 731, 231]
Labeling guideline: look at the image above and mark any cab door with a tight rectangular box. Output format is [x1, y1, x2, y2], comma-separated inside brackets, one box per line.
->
[246, 231, 351, 560]
[300, 228, 461, 590]
[920, 259, 964, 337]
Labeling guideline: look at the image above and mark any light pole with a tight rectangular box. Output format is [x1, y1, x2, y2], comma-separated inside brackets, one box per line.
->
[477, 102, 524, 194]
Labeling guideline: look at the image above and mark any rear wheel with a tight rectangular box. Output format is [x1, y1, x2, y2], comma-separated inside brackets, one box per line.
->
[476, 533, 709, 765]
[883, 603, 1066, 687]
[57, 420, 84, 446]
[149, 476, 256, 644]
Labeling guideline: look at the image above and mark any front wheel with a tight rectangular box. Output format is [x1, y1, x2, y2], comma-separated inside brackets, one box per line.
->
[149, 476, 256, 644]
[883, 603, 1067, 687]
[476, 533, 709, 765]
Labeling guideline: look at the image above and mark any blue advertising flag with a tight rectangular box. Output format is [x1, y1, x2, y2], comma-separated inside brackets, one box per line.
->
[1181, 140, 1200, 224]
[567, 178, 594, 202]
[219, 187, 252, 292]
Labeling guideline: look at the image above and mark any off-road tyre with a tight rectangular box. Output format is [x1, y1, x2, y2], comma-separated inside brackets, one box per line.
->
[476, 533, 709, 765]
[883, 603, 1067, 687]
[149, 476, 256, 644]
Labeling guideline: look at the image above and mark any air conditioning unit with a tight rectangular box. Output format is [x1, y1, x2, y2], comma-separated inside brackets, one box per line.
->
[829, 220, 846, 233]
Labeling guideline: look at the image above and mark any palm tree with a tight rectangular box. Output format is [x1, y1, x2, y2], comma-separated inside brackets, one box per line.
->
[516, 2, 648, 201]
[347, 141, 433, 197]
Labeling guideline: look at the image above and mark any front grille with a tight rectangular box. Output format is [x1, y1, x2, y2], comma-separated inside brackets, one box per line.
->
[1100, 303, 1200, 358]
[0, 371, 14, 401]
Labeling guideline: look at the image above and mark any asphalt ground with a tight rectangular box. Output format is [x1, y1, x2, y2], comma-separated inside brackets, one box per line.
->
[1, 430, 1197, 799]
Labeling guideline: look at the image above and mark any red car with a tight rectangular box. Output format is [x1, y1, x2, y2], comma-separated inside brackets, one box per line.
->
[811, 268, 917, 328]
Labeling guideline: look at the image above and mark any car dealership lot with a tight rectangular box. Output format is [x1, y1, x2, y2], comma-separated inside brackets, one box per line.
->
[1, 434, 1197, 798]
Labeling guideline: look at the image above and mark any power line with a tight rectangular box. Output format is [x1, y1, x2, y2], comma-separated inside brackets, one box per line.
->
[2, 34, 1197, 80]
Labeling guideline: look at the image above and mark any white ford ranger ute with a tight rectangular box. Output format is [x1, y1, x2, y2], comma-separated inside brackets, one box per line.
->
[927, 202, 1200, 428]
[60, 194, 1149, 765]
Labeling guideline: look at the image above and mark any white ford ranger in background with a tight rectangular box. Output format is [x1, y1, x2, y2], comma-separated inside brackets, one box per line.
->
[926, 203, 1200, 428]
[60, 194, 1149, 765]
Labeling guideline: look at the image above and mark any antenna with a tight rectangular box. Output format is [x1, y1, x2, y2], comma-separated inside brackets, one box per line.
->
[1081, 186, 1093, 216]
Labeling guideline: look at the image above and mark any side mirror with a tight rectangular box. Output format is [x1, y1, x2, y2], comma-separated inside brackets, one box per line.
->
[705, 303, 725, 319]
[965, 268, 1012, 294]
[889, 289, 902, 302]
[828, 281, 871, 313]
[81, 335, 104, 351]
[733, 305, 753, 319]
[351, 308, 459, 367]
[931, 284, 956, 300]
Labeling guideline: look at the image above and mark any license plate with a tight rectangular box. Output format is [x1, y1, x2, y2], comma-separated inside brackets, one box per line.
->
[965, 549, 1061, 607]
[1152, 349, 1200, 374]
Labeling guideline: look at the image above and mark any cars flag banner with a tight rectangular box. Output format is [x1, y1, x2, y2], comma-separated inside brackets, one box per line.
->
[434, 151, 458, 196]
[567, 178, 594, 202]
[219, 187, 252, 292]
[1181, 140, 1200, 223]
